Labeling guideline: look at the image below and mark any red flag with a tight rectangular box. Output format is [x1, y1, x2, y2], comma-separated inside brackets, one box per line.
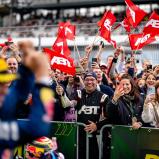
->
[125, 0, 147, 27]
[0, 36, 13, 48]
[98, 11, 117, 48]
[121, 18, 131, 32]
[0, 43, 6, 48]
[44, 48, 76, 76]
[143, 11, 159, 37]
[99, 26, 117, 48]
[52, 33, 71, 57]
[58, 21, 76, 40]
[97, 11, 116, 29]
[129, 33, 155, 50]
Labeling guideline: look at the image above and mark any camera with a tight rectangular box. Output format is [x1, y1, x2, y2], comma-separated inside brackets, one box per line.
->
[5, 41, 13, 46]
[147, 65, 152, 70]
[74, 76, 80, 83]
[92, 58, 98, 63]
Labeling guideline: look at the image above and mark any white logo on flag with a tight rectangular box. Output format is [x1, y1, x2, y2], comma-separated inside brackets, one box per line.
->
[56, 42, 64, 55]
[125, 1, 136, 23]
[51, 56, 71, 67]
[104, 19, 111, 31]
[145, 19, 159, 29]
[135, 34, 150, 46]
[65, 27, 72, 35]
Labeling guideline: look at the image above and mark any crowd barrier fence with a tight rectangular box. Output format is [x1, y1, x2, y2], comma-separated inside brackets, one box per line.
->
[15, 121, 90, 159]
[15, 121, 159, 159]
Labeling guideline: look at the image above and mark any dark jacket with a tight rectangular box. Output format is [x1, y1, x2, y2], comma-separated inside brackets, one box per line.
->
[74, 89, 110, 130]
[99, 84, 114, 98]
[50, 83, 65, 121]
[107, 95, 144, 125]
[0, 65, 53, 155]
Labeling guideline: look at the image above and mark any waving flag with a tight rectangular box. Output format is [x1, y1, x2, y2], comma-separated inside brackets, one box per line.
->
[121, 17, 131, 32]
[97, 11, 117, 48]
[0, 36, 13, 48]
[125, 0, 147, 27]
[129, 33, 155, 50]
[44, 48, 76, 76]
[0, 43, 6, 48]
[52, 33, 71, 57]
[143, 11, 159, 37]
[58, 21, 76, 40]
[97, 11, 116, 38]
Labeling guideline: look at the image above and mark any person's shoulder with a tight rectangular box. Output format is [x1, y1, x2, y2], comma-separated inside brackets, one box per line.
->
[100, 84, 113, 90]
[95, 89, 108, 99]
[100, 84, 114, 95]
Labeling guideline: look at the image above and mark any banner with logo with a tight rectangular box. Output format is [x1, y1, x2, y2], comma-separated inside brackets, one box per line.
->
[14, 122, 77, 159]
[111, 126, 159, 159]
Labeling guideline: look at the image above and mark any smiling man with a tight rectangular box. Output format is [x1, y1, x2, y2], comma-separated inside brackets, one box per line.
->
[6, 57, 18, 74]
[56, 72, 110, 159]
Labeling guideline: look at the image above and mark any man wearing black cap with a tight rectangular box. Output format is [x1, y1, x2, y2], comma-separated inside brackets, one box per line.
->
[56, 72, 110, 159]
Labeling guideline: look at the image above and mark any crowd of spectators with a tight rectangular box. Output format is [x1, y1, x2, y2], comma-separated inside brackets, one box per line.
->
[0, 9, 145, 38]
[0, 39, 159, 158]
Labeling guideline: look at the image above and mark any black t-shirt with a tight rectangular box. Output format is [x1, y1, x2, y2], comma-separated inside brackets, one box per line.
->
[73, 89, 109, 125]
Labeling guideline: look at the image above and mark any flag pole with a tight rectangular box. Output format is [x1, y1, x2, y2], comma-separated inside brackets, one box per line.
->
[73, 39, 76, 62]
[73, 38, 85, 72]
[74, 38, 81, 59]
[52, 75, 68, 108]
[91, 29, 99, 48]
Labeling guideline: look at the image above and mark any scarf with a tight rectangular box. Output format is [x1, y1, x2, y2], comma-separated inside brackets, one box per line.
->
[123, 94, 135, 117]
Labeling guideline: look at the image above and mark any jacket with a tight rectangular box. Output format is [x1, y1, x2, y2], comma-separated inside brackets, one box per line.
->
[75, 89, 110, 130]
[107, 95, 144, 125]
[0, 65, 54, 156]
[97, 84, 114, 98]
[142, 102, 159, 127]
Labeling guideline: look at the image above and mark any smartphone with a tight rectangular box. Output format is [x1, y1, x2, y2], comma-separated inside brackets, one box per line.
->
[147, 86, 155, 96]
[74, 76, 80, 83]
[147, 65, 152, 70]
[100, 41, 104, 48]
[136, 59, 139, 63]
[92, 58, 98, 63]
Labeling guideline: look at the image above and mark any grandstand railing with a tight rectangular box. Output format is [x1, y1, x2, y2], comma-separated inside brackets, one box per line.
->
[0, 22, 146, 38]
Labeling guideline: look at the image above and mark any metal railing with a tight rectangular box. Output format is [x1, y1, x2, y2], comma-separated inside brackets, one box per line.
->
[0, 22, 147, 38]
[16, 120, 159, 159]
[17, 120, 90, 159]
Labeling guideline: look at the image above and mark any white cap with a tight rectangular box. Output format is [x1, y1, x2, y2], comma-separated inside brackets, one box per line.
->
[100, 62, 107, 67]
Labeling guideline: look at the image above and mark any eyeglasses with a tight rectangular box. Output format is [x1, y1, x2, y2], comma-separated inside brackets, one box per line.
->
[84, 78, 96, 82]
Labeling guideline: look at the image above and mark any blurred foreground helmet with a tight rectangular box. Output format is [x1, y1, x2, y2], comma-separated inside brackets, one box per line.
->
[0, 58, 17, 83]
[25, 136, 64, 159]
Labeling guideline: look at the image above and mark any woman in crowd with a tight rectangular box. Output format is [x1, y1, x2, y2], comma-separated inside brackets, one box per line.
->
[64, 74, 84, 122]
[144, 73, 156, 95]
[142, 82, 159, 128]
[136, 78, 146, 94]
[107, 74, 144, 128]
